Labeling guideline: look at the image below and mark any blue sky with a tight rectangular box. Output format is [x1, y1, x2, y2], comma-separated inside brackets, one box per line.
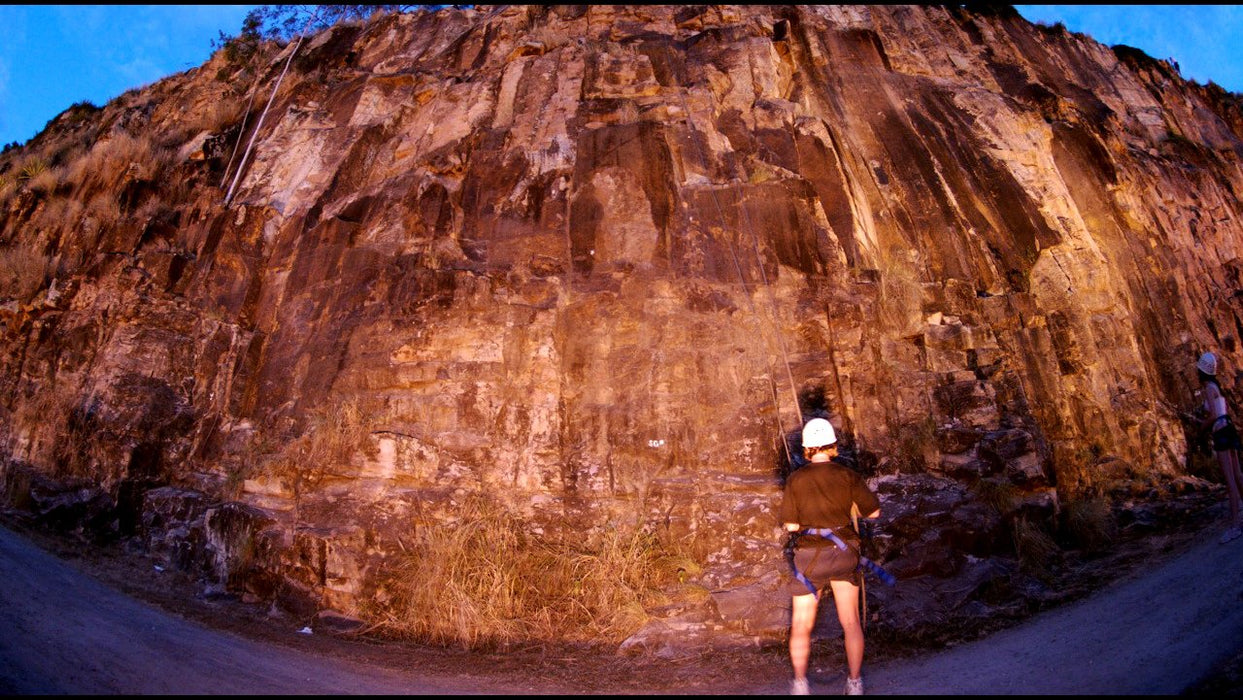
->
[0, 5, 257, 147]
[0, 5, 1241, 148]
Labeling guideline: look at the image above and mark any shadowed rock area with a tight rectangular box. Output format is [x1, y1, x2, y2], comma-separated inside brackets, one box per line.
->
[1, 5, 1241, 651]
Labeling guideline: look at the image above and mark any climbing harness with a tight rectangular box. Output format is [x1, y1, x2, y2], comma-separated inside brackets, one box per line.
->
[783, 526, 896, 596]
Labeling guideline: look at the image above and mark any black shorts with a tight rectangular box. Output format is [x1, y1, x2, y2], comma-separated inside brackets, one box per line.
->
[1213, 422, 1243, 452]
[788, 545, 859, 596]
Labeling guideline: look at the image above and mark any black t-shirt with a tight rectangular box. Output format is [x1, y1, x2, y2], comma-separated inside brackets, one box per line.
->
[779, 458, 880, 548]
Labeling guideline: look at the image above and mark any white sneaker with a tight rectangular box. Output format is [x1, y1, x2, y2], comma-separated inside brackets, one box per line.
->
[790, 677, 810, 695]
[845, 676, 864, 695]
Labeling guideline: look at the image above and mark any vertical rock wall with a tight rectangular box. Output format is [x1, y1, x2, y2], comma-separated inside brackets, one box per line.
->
[1, 5, 1241, 638]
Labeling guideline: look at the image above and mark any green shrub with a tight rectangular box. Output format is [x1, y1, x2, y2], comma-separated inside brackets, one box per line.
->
[17, 157, 47, 183]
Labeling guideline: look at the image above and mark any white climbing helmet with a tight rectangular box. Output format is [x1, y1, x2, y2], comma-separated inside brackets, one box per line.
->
[1198, 352, 1218, 376]
[802, 417, 837, 448]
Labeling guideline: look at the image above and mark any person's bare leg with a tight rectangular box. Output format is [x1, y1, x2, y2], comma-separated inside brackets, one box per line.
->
[1220, 449, 1242, 526]
[829, 579, 865, 679]
[1232, 451, 1243, 526]
[790, 592, 819, 681]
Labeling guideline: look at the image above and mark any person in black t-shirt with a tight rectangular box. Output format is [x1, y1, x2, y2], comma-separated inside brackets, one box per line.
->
[780, 418, 880, 696]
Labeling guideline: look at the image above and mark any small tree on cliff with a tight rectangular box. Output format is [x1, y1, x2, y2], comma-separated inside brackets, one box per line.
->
[244, 5, 411, 40]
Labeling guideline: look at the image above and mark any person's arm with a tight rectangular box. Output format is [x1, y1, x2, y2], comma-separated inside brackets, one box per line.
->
[852, 475, 881, 521]
[779, 478, 801, 533]
[1199, 384, 1223, 432]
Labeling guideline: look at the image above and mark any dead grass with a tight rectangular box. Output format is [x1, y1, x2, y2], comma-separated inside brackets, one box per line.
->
[82, 192, 123, 242]
[972, 477, 1018, 514]
[0, 244, 54, 301]
[1012, 514, 1060, 578]
[26, 165, 61, 195]
[372, 494, 703, 650]
[65, 132, 175, 193]
[250, 400, 377, 494]
[1183, 445, 1221, 483]
[1050, 441, 1107, 499]
[1060, 498, 1117, 553]
[12, 387, 92, 478]
[186, 99, 247, 136]
[0, 175, 14, 208]
[892, 417, 937, 472]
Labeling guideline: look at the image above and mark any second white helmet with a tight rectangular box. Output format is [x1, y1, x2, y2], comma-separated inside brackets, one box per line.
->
[1198, 352, 1218, 376]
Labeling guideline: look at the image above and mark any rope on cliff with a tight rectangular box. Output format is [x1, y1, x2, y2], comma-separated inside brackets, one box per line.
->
[218, 70, 264, 191]
[224, 33, 304, 206]
[659, 42, 804, 463]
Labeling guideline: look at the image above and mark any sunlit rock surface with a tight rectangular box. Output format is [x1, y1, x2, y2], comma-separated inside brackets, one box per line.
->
[1, 5, 1240, 643]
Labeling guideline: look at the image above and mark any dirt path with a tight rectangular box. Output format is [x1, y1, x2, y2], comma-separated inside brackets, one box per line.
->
[861, 526, 1243, 695]
[2, 518, 1241, 694]
[0, 522, 547, 694]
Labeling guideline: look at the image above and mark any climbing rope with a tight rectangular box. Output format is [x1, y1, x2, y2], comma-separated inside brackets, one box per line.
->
[658, 42, 805, 466]
[655, 37, 897, 604]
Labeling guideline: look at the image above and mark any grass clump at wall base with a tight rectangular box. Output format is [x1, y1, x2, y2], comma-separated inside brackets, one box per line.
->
[379, 495, 701, 650]
[972, 477, 1017, 514]
[1060, 498, 1117, 554]
[1184, 445, 1221, 483]
[257, 400, 375, 493]
[1012, 514, 1060, 579]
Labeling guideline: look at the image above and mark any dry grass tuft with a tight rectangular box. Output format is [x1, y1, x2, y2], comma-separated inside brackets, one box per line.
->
[65, 132, 175, 192]
[971, 476, 1017, 514]
[186, 98, 247, 136]
[1061, 498, 1117, 553]
[255, 400, 377, 492]
[1183, 444, 1221, 483]
[373, 494, 702, 649]
[1012, 514, 1060, 577]
[9, 386, 75, 468]
[82, 193, 123, 241]
[26, 165, 61, 195]
[0, 245, 54, 301]
[891, 417, 936, 472]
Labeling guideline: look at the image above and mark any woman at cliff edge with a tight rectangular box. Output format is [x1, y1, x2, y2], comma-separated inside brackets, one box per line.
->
[780, 418, 881, 695]
[1193, 352, 1243, 543]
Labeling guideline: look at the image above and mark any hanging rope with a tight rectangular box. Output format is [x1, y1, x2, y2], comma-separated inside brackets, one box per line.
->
[224, 33, 305, 206]
[218, 69, 263, 190]
[223, 4, 358, 206]
[659, 43, 806, 461]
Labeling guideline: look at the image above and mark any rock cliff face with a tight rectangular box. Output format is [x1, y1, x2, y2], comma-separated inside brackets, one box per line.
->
[1, 5, 1241, 644]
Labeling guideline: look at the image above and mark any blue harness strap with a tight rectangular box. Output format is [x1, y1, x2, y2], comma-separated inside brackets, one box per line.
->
[784, 527, 896, 594]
